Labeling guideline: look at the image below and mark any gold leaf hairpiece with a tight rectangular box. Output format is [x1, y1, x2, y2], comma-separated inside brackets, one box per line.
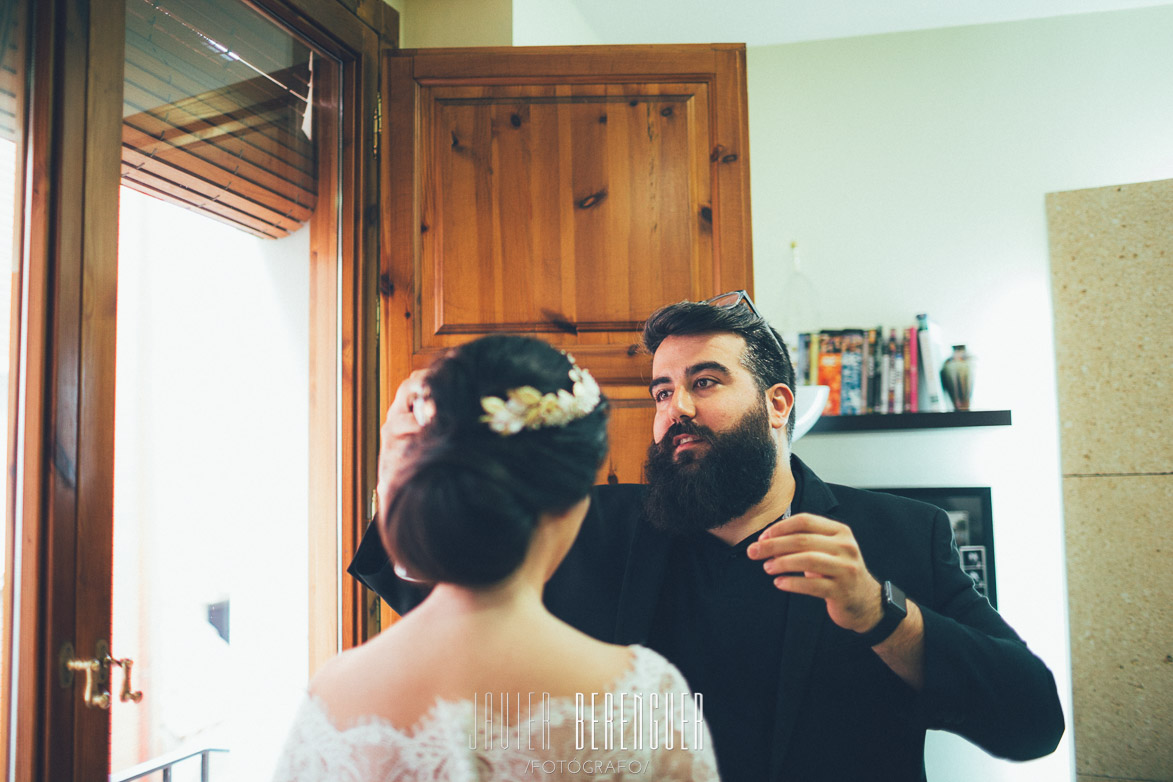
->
[479, 355, 602, 436]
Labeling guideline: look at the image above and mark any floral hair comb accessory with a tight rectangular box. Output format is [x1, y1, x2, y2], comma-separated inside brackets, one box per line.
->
[479, 354, 602, 436]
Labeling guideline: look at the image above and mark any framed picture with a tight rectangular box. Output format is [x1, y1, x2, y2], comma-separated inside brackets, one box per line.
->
[871, 487, 996, 609]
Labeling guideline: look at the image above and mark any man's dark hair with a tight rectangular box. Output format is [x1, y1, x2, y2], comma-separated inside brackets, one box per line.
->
[641, 300, 796, 442]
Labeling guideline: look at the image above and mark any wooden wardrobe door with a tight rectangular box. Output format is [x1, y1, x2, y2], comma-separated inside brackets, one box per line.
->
[380, 45, 753, 484]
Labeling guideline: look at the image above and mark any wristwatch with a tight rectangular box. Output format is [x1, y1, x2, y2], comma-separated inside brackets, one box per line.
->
[856, 581, 908, 647]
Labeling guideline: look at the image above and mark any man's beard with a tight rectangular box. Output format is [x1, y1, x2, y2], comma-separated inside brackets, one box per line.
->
[642, 400, 778, 535]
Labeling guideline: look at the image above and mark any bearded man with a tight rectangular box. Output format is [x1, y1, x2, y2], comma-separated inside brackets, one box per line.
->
[350, 295, 1064, 782]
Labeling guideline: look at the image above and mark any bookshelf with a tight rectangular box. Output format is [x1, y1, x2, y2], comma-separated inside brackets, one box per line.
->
[808, 410, 1012, 434]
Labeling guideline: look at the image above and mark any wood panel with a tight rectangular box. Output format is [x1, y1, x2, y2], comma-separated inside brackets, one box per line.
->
[5, 0, 127, 778]
[422, 83, 706, 341]
[75, 0, 124, 773]
[381, 44, 753, 486]
[297, 10, 383, 674]
[305, 48, 341, 679]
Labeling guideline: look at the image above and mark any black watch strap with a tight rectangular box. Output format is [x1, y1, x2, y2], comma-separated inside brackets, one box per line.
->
[857, 581, 908, 647]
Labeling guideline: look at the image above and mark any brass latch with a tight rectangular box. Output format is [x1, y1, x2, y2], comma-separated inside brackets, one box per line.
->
[60, 641, 143, 710]
[373, 93, 382, 158]
[110, 655, 144, 704]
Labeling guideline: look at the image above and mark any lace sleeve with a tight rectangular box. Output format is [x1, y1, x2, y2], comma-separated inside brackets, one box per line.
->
[526, 647, 720, 782]
[270, 695, 480, 782]
[269, 648, 720, 782]
[629, 647, 721, 782]
[270, 696, 341, 782]
[270, 695, 399, 782]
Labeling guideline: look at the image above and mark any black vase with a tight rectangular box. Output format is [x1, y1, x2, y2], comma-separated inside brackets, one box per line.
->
[940, 345, 974, 411]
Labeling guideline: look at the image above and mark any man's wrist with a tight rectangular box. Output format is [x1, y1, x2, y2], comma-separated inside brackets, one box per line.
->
[856, 581, 908, 646]
[857, 584, 885, 633]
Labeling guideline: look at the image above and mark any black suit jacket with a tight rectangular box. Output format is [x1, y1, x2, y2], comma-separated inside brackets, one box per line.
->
[349, 456, 1064, 781]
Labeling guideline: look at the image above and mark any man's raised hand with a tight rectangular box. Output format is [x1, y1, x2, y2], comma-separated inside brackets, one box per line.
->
[376, 369, 431, 519]
[747, 513, 884, 634]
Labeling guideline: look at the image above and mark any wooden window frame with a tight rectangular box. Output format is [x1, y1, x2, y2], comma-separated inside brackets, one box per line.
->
[2, 0, 392, 778]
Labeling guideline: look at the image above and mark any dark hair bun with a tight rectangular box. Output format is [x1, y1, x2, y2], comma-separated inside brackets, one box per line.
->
[381, 335, 609, 587]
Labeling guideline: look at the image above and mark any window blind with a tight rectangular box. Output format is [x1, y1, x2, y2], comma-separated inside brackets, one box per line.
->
[0, 2, 21, 143]
[122, 0, 317, 239]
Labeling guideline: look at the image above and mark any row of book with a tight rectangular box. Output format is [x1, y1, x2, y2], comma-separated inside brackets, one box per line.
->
[793, 314, 949, 416]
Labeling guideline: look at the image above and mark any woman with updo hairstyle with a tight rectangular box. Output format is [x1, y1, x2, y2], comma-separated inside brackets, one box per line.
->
[273, 335, 719, 782]
[382, 334, 610, 587]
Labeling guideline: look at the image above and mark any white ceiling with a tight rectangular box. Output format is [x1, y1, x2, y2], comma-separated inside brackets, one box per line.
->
[562, 0, 1173, 45]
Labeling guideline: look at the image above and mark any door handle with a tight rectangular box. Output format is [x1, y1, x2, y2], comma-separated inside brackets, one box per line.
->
[60, 641, 143, 709]
[109, 655, 143, 703]
[63, 646, 110, 709]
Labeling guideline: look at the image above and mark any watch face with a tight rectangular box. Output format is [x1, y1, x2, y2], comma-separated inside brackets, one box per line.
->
[884, 581, 908, 617]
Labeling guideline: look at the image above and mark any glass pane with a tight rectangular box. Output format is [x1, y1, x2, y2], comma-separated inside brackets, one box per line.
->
[1, 0, 25, 768]
[112, 1, 340, 779]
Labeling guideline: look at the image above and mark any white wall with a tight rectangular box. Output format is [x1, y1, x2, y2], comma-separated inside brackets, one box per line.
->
[387, 0, 600, 50]
[750, 7, 1173, 781]
[400, 0, 512, 47]
[513, 0, 601, 45]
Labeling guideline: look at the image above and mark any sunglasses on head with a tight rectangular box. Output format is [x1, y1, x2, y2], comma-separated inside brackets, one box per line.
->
[702, 289, 785, 356]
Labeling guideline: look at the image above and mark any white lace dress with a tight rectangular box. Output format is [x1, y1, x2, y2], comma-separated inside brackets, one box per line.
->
[272, 645, 719, 782]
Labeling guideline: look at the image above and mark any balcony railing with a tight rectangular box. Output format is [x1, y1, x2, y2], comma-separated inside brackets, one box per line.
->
[111, 747, 229, 782]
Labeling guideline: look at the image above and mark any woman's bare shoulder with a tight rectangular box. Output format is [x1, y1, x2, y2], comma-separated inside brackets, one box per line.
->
[515, 621, 639, 694]
[306, 632, 425, 729]
[305, 615, 644, 730]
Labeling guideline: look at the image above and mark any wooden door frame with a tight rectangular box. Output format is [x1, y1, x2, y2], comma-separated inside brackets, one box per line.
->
[3, 0, 392, 779]
[245, 0, 393, 676]
[4, 2, 127, 778]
